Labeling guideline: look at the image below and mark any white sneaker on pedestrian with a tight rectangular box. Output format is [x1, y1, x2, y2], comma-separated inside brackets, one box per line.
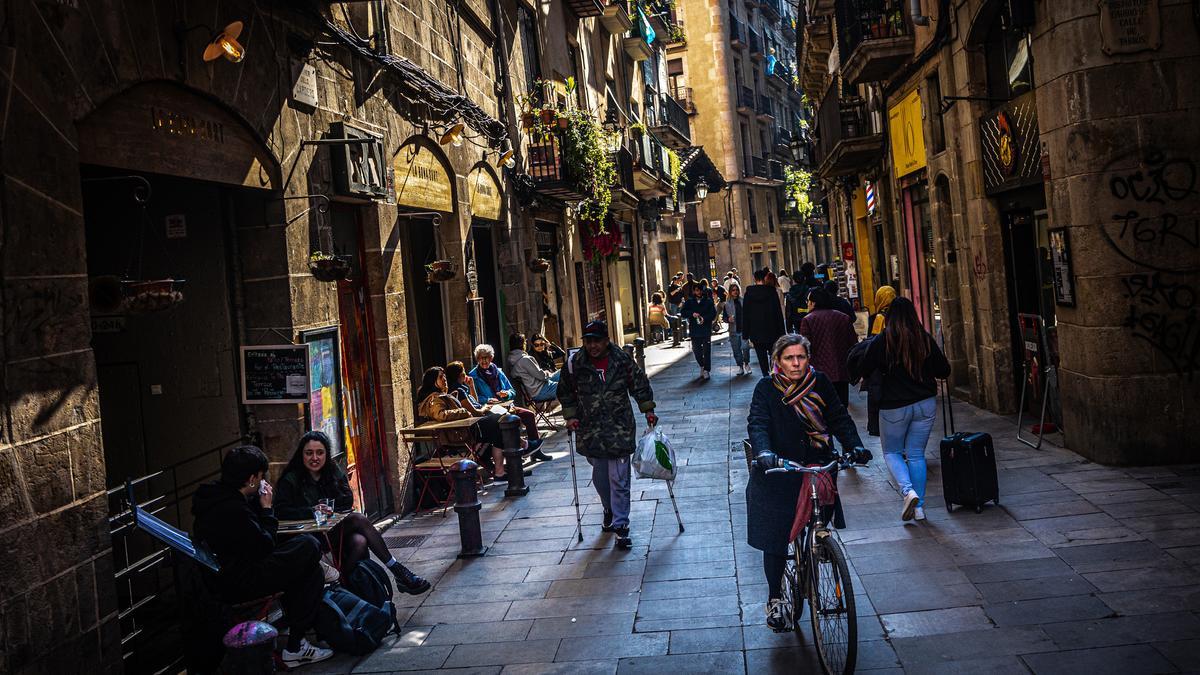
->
[282, 638, 334, 668]
[914, 507, 926, 521]
[901, 490, 919, 521]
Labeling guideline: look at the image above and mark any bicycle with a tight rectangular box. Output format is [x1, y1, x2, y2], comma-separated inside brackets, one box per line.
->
[756, 448, 869, 675]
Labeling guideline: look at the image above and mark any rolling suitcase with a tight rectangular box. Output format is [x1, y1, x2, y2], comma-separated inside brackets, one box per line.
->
[939, 381, 999, 513]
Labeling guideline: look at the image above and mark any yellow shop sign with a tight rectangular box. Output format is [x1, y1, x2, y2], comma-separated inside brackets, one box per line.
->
[888, 89, 927, 178]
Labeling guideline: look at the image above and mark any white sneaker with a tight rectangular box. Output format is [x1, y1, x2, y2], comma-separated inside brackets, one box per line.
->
[319, 559, 340, 584]
[914, 507, 926, 521]
[282, 638, 334, 667]
[901, 490, 919, 521]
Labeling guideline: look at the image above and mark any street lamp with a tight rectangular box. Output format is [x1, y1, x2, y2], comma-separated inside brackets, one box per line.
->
[695, 179, 709, 201]
[786, 196, 797, 211]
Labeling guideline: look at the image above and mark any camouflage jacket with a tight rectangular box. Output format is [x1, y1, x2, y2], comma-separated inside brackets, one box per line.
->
[557, 345, 656, 459]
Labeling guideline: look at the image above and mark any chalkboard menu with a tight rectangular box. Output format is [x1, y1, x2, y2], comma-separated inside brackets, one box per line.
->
[241, 345, 310, 404]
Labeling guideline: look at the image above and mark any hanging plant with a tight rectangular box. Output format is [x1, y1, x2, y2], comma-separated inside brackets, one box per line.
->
[581, 220, 622, 263]
[629, 122, 647, 137]
[528, 258, 552, 273]
[560, 108, 618, 223]
[122, 279, 185, 314]
[309, 252, 352, 282]
[666, 148, 682, 202]
[426, 259, 457, 283]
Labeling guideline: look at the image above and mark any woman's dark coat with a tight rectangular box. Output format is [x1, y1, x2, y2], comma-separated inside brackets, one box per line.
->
[274, 468, 354, 521]
[741, 284, 785, 346]
[745, 371, 864, 556]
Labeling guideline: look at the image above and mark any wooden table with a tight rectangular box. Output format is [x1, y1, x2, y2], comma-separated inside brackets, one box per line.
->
[277, 512, 347, 534]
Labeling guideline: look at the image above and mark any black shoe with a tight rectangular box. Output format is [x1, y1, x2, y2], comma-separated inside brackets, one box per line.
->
[766, 599, 791, 632]
[530, 449, 553, 462]
[601, 510, 615, 532]
[526, 438, 544, 454]
[614, 527, 633, 549]
[389, 563, 431, 595]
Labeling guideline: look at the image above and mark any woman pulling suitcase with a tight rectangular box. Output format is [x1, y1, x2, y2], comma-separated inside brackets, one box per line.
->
[852, 297, 950, 522]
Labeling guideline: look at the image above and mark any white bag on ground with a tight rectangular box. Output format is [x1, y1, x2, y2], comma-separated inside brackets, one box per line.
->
[634, 427, 677, 481]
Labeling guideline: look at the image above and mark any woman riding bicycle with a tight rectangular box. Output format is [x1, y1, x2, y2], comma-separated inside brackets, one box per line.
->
[747, 333, 867, 631]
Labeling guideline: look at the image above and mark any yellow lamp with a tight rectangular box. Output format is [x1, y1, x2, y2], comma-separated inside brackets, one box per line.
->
[439, 122, 465, 147]
[203, 22, 245, 63]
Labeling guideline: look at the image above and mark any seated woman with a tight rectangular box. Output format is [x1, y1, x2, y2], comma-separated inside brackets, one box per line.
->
[468, 344, 551, 458]
[416, 366, 531, 480]
[530, 334, 565, 372]
[746, 334, 867, 632]
[647, 292, 677, 343]
[274, 431, 431, 595]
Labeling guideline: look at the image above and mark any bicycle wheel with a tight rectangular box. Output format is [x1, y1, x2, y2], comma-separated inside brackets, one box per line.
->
[808, 531, 857, 674]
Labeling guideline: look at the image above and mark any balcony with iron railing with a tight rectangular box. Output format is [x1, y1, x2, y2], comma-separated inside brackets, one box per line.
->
[672, 85, 697, 114]
[760, 0, 782, 21]
[836, 0, 914, 85]
[611, 146, 638, 208]
[729, 16, 747, 49]
[737, 85, 756, 114]
[769, 158, 785, 181]
[757, 94, 775, 122]
[528, 135, 589, 202]
[752, 155, 769, 179]
[748, 29, 763, 60]
[813, 83, 882, 177]
[648, 92, 692, 148]
[567, 0, 604, 18]
[633, 133, 672, 196]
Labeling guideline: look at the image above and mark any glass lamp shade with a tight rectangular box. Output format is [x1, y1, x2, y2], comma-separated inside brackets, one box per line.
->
[203, 22, 245, 63]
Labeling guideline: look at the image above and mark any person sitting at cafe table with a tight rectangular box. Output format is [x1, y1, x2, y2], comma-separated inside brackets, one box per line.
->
[191, 445, 333, 668]
[274, 430, 431, 596]
[469, 343, 550, 456]
[530, 334, 565, 372]
[417, 366, 531, 481]
[507, 332, 561, 403]
[446, 361, 552, 461]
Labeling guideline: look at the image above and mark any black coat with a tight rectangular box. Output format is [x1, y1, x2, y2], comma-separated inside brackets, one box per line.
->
[191, 482, 278, 577]
[558, 345, 656, 459]
[680, 294, 717, 333]
[745, 372, 864, 555]
[274, 469, 355, 521]
[741, 284, 785, 346]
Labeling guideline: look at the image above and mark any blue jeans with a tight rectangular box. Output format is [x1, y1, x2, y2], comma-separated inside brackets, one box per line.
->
[532, 372, 560, 402]
[879, 397, 937, 507]
[588, 456, 631, 529]
[728, 332, 750, 366]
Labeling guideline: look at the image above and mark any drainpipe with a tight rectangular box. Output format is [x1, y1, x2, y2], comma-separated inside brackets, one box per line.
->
[910, 0, 930, 27]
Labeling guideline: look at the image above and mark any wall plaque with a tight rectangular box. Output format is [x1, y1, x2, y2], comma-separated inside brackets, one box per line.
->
[291, 61, 319, 109]
[393, 143, 454, 212]
[468, 165, 503, 221]
[1099, 0, 1161, 55]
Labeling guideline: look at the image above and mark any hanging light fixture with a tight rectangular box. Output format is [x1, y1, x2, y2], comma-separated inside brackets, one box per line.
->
[496, 140, 516, 169]
[439, 122, 465, 147]
[203, 21, 246, 63]
[695, 179, 709, 201]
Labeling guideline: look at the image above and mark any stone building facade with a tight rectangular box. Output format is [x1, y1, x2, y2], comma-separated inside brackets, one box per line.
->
[798, 0, 1198, 464]
[0, 0, 540, 672]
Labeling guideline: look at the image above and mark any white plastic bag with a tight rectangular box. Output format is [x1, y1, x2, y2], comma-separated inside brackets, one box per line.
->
[634, 427, 677, 481]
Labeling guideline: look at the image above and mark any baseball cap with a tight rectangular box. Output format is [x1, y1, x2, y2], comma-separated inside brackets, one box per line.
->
[582, 320, 608, 339]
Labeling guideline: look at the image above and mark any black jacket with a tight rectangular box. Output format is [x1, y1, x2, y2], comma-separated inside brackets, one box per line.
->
[853, 332, 951, 409]
[191, 482, 278, 577]
[741, 284, 785, 345]
[680, 295, 717, 333]
[274, 469, 354, 521]
[834, 296, 856, 321]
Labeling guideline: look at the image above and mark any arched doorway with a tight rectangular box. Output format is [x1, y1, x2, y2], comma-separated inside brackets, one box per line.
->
[466, 163, 505, 350]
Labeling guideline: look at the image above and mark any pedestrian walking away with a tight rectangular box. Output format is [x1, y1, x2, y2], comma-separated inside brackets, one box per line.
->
[557, 321, 658, 549]
[799, 287, 859, 407]
[857, 285, 896, 436]
[742, 268, 787, 377]
[681, 281, 717, 379]
[849, 297, 950, 522]
[823, 280, 857, 322]
[723, 282, 752, 375]
[746, 334, 867, 632]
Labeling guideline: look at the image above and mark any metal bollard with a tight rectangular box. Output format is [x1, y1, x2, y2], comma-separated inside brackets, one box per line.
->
[633, 337, 646, 372]
[450, 459, 487, 558]
[499, 414, 529, 496]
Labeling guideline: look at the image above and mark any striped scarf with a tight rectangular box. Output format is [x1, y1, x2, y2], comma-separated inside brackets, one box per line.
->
[771, 364, 831, 452]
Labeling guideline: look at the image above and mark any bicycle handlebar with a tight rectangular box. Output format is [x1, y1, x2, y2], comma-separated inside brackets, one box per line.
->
[765, 458, 840, 475]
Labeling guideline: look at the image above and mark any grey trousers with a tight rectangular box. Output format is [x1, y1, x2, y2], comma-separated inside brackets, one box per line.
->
[587, 456, 632, 529]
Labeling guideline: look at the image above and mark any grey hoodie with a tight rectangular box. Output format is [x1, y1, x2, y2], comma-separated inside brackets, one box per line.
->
[508, 348, 552, 395]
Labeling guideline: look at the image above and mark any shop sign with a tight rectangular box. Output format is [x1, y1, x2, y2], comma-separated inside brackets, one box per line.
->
[91, 315, 125, 333]
[468, 165, 503, 221]
[845, 262, 859, 299]
[842, 242, 855, 261]
[709, 220, 723, 229]
[767, 242, 778, 252]
[393, 143, 454, 213]
[241, 345, 309, 405]
[749, 243, 764, 253]
[887, 89, 927, 179]
[1099, 0, 1161, 55]
[1048, 227, 1076, 306]
[165, 214, 187, 239]
[330, 122, 386, 201]
[978, 90, 1042, 195]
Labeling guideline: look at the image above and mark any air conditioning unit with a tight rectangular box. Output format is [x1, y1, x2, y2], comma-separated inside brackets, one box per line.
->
[329, 122, 386, 202]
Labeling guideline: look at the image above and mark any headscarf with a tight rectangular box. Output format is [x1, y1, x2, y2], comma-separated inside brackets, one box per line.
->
[771, 363, 831, 452]
[871, 285, 897, 336]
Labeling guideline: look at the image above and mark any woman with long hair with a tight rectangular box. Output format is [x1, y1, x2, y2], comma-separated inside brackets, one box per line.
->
[858, 285, 897, 436]
[746, 334, 866, 631]
[274, 430, 431, 594]
[416, 366, 528, 480]
[855, 297, 950, 522]
[529, 334, 565, 372]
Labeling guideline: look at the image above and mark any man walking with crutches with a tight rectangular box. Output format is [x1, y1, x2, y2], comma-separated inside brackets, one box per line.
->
[559, 321, 658, 549]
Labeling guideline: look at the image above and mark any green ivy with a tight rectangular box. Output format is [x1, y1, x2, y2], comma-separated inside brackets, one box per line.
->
[784, 165, 814, 219]
[561, 108, 617, 223]
[666, 147, 682, 202]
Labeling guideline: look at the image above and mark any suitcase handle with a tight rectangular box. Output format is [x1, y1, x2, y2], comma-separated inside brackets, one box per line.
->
[941, 379, 955, 437]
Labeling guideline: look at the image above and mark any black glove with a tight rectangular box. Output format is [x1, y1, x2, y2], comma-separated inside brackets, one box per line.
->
[754, 451, 782, 472]
[851, 446, 873, 465]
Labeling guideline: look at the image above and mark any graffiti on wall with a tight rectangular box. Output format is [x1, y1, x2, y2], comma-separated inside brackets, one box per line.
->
[1105, 147, 1199, 378]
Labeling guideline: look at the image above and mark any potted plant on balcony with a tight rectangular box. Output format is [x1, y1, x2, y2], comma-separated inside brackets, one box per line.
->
[308, 251, 352, 282]
[425, 259, 457, 283]
[560, 107, 618, 223]
[666, 148, 682, 202]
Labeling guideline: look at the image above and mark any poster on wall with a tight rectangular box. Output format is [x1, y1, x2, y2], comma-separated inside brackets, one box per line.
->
[1048, 227, 1076, 307]
[241, 345, 309, 404]
[303, 328, 343, 458]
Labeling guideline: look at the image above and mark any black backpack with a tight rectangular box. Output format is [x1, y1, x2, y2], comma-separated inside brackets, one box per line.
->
[314, 560, 400, 655]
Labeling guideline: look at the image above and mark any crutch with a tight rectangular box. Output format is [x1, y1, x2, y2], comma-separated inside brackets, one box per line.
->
[567, 430, 584, 543]
[666, 479, 685, 533]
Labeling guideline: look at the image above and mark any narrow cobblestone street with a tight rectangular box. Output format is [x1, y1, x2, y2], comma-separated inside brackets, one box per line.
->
[310, 338, 1200, 674]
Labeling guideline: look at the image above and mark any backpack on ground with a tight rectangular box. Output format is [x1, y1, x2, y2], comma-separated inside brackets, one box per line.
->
[314, 585, 396, 655]
[342, 559, 401, 631]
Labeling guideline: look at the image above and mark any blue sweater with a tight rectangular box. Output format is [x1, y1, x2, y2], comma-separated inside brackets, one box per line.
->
[469, 365, 516, 401]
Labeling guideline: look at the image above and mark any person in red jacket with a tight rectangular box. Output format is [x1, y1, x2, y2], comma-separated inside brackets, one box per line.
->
[799, 287, 859, 406]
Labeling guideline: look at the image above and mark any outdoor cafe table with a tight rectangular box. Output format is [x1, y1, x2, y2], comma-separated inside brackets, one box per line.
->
[277, 512, 348, 535]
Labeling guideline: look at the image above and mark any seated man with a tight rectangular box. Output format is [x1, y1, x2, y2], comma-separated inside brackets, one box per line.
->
[507, 332, 560, 402]
[469, 344, 553, 459]
[191, 446, 332, 668]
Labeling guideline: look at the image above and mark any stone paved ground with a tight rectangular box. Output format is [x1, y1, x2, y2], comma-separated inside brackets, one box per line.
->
[310, 337, 1200, 674]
